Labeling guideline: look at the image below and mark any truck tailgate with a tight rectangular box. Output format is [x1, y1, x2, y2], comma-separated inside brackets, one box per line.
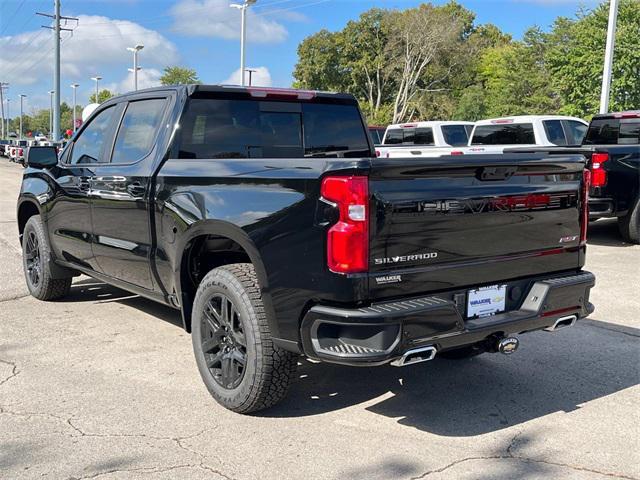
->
[368, 154, 587, 299]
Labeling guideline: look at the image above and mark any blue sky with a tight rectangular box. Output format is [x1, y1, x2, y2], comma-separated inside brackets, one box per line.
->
[1, 0, 601, 113]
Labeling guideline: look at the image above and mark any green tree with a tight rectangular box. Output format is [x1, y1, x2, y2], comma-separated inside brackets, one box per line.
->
[292, 29, 346, 92]
[160, 66, 201, 85]
[89, 89, 114, 104]
[546, 0, 640, 117]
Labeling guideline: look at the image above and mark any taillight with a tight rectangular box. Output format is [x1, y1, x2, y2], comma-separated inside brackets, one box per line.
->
[580, 168, 591, 245]
[18, 148, 23, 156]
[320, 175, 369, 274]
[590, 152, 609, 188]
[375, 149, 380, 157]
[451, 150, 464, 155]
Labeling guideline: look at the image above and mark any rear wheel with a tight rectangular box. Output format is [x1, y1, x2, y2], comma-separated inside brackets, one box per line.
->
[22, 216, 72, 300]
[618, 197, 639, 244]
[191, 263, 297, 413]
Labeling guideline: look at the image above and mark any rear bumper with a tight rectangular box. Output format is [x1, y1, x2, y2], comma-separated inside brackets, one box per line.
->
[589, 197, 616, 218]
[300, 271, 595, 366]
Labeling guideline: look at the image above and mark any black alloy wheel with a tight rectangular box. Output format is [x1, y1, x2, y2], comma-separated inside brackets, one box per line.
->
[24, 230, 42, 288]
[201, 293, 247, 389]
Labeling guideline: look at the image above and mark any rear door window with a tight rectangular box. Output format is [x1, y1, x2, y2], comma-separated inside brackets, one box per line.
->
[564, 120, 588, 145]
[441, 125, 470, 146]
[471, 123, 535, 145]
[111, 98, 167, 163]
[543, 120, 567, 146]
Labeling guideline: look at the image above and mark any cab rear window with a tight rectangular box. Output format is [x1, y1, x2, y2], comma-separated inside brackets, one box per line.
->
[177, 98, 371, 159]
[383, 127, 434, 146]
[584, 118, 640, 145]
[471, 124, 535, 145]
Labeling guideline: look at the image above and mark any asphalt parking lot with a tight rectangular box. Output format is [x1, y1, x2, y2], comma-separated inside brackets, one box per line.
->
[0, 159, 638, 480]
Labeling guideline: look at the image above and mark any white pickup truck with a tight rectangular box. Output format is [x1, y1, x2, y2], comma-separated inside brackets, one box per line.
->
[377, 116, 588, 158]
[375, 121, 474, 158]
[466, 115, 589, 154]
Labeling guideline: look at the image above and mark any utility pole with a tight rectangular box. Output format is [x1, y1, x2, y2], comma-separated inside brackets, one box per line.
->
[127, 44, 144, 91]
[37, 2, 78, 142]
[0, 82, 7, 138]
[91, 76, 102, 103]
[230, 0, 257, 86]
[600, 0, 619, 114]
[6, 99, 10, 136]
[48, 90, 54, 137]
[19, 94, 26, 140]
[246, 68, 257, 86]
[71, 83, 79, 133]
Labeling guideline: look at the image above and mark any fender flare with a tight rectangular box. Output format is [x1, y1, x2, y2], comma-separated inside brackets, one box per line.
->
[174, 220, 279, 338]
[16, 195, 73, 279]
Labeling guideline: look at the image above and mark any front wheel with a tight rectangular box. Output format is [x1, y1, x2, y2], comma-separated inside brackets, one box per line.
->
[191, 263, 297, 413]
[22, 216, 72, 300]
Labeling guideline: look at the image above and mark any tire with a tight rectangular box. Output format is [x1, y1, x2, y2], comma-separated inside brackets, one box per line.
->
[22, 216, 72, 300]
[618, 197, 640, 244]
[438, 345, 485, 360]
[191, 263, 297, 413]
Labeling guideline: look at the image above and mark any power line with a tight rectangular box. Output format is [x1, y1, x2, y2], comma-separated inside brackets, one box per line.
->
[0, 0, 28, 36]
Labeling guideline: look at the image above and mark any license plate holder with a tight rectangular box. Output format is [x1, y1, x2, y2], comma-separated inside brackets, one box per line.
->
[467, 284, 507, 319]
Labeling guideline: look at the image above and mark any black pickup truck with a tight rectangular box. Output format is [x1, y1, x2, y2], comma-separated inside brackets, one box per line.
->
[18, 85, 595, 413]
[511, 111, 640, 243]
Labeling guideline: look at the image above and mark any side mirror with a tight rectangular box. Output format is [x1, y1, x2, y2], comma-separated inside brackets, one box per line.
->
[26, 146, 59, 169]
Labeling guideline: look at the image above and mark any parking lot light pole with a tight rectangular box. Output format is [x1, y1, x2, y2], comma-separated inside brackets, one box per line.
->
[91, 76, 102, 103]
[127, 45, 144, 91]
[6, 98, 10, 136]
[600, 0, 619, 114]
[19, 94, 26, 140]
[230, 0, 257, 86]
[70, 84, 79, 133]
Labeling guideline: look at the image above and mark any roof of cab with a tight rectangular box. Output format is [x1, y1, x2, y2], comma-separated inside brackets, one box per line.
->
[105, 84, 358, 103]
[474, 115, 587, 125]
[387, 120, 474, 129]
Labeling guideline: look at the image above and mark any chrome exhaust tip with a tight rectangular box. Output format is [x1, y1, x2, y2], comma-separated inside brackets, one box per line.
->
[544, 314, 578, 332]
[391, 345, 437, 367]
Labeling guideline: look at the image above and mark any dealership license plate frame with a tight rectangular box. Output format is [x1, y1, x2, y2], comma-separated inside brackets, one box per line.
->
[467, 284, 507, 319]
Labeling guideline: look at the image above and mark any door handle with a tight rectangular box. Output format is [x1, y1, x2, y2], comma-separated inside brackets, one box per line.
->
[126, 182, 146, 196]
[78, 178, 91, 191]
[93, 176, 127, 183]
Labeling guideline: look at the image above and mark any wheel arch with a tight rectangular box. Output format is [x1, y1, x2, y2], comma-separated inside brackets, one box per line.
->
[175, 220, 277, 336]
[17, 197, 42, 238]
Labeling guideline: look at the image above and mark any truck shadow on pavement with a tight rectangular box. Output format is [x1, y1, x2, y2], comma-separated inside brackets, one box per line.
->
[264, 319, 639, 437]
[61, 279, 639, 437]
[61, 279, 184, 328]
[587, 218, 634, 247]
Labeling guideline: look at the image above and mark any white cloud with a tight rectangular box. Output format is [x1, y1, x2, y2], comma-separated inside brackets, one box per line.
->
[0, 15, 179, 90]
[170, 0, 288, 43]
[116, 68, 163, 93]
[223, 66, 272, 87]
